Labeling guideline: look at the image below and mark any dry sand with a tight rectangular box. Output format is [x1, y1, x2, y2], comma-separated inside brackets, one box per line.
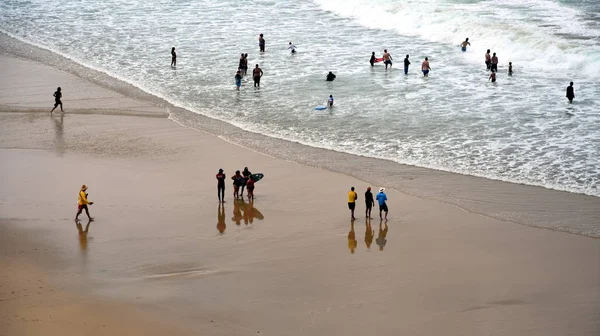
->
[1, 54, 599, 335]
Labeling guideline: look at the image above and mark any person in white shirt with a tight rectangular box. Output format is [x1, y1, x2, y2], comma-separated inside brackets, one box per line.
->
[288, 42, 296, 54]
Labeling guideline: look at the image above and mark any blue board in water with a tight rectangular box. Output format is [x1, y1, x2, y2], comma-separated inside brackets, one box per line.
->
[315, 105, 327, 110]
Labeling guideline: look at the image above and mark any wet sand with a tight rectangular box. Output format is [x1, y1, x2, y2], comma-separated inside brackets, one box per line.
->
[1, 54, 599, 335]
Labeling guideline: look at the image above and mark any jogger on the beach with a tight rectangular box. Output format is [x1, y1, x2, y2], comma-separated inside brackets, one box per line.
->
[75, 185, 94, 221]
[50, 87, 63, 113]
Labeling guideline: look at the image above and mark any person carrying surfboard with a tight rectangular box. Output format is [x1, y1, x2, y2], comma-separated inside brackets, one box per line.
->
[253, 64, 263, 88]
[403, 55, 410, 75]
[241, 167, 252, 196]
[383, 49, 393, 70]
[365, 187, 374, 219]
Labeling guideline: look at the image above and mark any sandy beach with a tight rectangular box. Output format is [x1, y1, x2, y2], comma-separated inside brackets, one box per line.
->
[1, 51, 599, 336]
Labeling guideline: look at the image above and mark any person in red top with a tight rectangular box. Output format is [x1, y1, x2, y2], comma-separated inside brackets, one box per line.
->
[216, 168, 226, 203]
[246, 176, 255, 202]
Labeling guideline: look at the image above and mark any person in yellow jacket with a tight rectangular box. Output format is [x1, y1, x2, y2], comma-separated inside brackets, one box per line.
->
[75, 185, 94, 221]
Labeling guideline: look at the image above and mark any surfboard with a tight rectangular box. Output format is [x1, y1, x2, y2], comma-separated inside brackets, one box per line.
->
[250, 173, 264, 182]
[315, 105, 327, 110]
[375, 57, 384, 63]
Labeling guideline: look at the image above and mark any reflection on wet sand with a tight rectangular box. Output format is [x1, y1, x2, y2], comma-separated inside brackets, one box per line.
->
[348, 221, 357, 254]
[365, 218, 374, 249]
[376, 220, 388, 251]
[52, 113, 65, 154]
[217, 203, 226, 234]
[227, 199, 265, 229]
[75, 219, 91, 252]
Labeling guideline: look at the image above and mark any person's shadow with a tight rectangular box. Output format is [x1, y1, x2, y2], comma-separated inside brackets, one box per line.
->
[233, 199, 265, 226]
[348, 220, 357, 254]
[217, 203, 226, 234]
[364, 218, 374, 250]
[75, 218, 92, 252]
[52, 113, 66, 155]
[376, 220, 388, 251]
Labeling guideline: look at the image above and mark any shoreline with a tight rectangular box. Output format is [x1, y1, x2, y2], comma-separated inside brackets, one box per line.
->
[1, 51, 599, 335]
[3, 32, 598, 238]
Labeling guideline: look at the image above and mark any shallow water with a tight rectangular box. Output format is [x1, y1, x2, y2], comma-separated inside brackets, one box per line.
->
[1, 0, 599, 196]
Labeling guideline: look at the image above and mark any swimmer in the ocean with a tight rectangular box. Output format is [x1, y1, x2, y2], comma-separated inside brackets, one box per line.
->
[383, 49, 393, 70]
[566, 82, 575, 103]
[370, 52, 376, 67]
[460, 38, 470, 52]
[258, 34, 265, 52]
[489, 69, 496, 83]
[508, 62, 513, 76]
[171, 47, 176, 67]
[288, 42, 296, 54]
[326, 71, 336, 81]
[403, 54, 410, 75]
[421, 57, 431, 77]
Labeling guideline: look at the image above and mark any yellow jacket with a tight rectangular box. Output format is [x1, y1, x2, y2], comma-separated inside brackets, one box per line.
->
[78, 190, 90, 205]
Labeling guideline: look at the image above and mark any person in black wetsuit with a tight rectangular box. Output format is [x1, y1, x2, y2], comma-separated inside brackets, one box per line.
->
[171, 47, 176, 67]
[241, 167, 252, 196]
[566, 82, 575, 103]
[370, 52, 376, 67]
[50, 87, 63, 113]
[365, 187, 375, 219]
[403, 55, 410, 75]
[326, 71, 336, 81]
[216, 168, 226, 203]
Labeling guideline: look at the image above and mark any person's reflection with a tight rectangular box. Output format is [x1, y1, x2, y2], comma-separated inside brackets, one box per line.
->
[348, 220, 357, 254]
[376, 220, 388, 251]
[52, 113, 65, 154]
[233, 199, 265, 226]
[217, 203, 226, 234]
[75, 218, 91, 252]
[365, 218, 374, 249]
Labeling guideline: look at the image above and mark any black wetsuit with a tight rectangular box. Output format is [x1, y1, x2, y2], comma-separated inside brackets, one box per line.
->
[216, 173, 226, 201]
[241, 169, 252, 194]
[370, 54, 376, 67]
[566, 86, 574, 102]
[365, 191, 374, 211]
[326, 73, 336, 81]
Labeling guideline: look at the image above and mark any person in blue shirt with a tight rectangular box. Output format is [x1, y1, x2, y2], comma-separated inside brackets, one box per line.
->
[376, 188, 388, 220]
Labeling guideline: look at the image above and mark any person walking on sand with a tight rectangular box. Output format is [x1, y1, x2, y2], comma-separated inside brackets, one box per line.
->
[348, 186, 358, 220]
[508, 62, 513, 76]
[253, 64, 263, 88]
[489, 69, 496, 83]
[383, 49, 393, 70]
[235, 70, 242, 91]
[258, 34, 265, 52]
[566, 82, 575, 103]
[171, 47, 176, 67]
[328, 95, 334, 107]
[232, 170, 243, 199]
[485, 49, 491, 70]
[50, 87, 63, 113]
[376, 187, 388, 220]
[365, 187, 375, 219]
[241, 167, 252, 196]
[216, 168, 226, 203]
[370, 52, 376, 67]
[75, 185, 94, 221]
[491, 52, 498, 72]
[460, 38, 471, 52]
[246, 176, 255, 201]
[421, 57, 431, 77]
[403, 54, 410, 75]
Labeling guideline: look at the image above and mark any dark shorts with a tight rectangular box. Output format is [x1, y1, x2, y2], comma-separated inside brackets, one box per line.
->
[253, 76, 261, 83]
[218, 184, 225, 189]
[491, 64, 497, 71]
[77, 204, 88, 210]
[348, 202, 355, 210]
[365, 203, 372, 209]
[54, 100, 62, 107]
[379, 203, 388, 212]
[384, 60, 392, 65]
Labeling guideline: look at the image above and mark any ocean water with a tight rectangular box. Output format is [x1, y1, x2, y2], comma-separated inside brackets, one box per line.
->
[1, 0, 599, 196]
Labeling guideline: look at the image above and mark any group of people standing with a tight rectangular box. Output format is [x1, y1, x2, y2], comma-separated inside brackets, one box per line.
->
[348, 187, 389, 221]
[370, 51, 432, 77]
[216, 167, 255, 203]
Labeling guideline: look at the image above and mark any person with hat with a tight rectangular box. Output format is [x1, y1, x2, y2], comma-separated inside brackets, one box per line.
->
[75, 185, 94, 221]
[376, 187, 388, 220]
[365, 187, 375, 219]
[348, 186, 358, 220]
[216, 168, 226, 203]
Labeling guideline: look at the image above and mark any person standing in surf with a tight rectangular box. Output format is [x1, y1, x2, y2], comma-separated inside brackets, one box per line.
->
[326, 71, 336, 81]
[235, 70, 242, 91]
[171, 47, 176, 67]
[216, 168, 226, 203]
[370, 52, 376, 67]
[253, 64, 263, 88]
[566, 82, 575, 103]
[258, 34, 265, 52]
[238, 53, 245, 73]
[328, 95, 334, 107]
[242, 53, 249, 76]
[485, 49, 491, 70]
[376, 188, 388, 220]
[489, 69, 496, 83]
[508, 62, 513, 76]
[421, 57, 431, 77]
[460, 38, 471, 52]
[403, 54, 410, 75]
[348, 187, 358, 221]
[383, 49, 393, 70]
[50, 87, 63, 113]
[491, 52, 498, 72]
[365, 187, 375, 219]
[288, 42, 297, 54]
